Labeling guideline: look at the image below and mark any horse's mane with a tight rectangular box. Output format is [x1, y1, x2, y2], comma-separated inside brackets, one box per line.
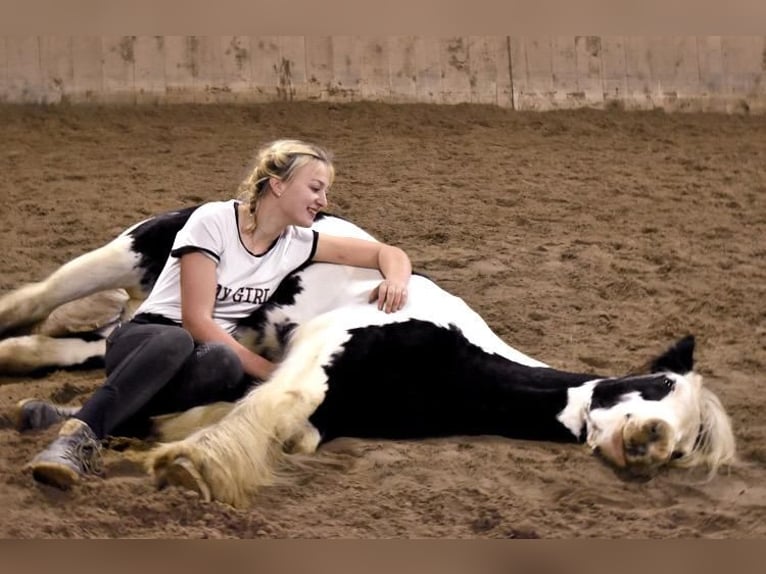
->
[673, 375, 737, 475]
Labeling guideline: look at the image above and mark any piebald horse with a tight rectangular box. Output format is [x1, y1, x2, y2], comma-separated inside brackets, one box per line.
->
[0, 206, 736, 507]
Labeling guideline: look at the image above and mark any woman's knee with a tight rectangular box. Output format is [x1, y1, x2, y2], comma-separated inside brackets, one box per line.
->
[106, 323, 194, 374]
[154, 328, 195, 363]
[193, 342, 244, 387]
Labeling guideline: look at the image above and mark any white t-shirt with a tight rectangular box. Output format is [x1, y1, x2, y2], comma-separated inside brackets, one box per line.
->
[135, 200, 318, 334]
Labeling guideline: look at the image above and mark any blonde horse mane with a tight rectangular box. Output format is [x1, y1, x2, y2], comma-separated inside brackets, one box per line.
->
[672, 380, 736, 475]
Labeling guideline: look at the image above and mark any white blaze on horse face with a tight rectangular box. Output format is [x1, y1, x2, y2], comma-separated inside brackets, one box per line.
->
[585, 372, 704, 470]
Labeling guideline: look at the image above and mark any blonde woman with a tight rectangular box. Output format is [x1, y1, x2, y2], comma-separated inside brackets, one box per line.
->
[24, 139, 411, 489]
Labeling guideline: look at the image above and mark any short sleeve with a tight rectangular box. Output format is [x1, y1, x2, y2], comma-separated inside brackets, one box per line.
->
[170, 202, 226, 262]
[290, 228, 319, 270]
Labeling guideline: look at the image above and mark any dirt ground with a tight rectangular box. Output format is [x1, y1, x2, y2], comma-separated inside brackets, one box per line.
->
[0, 102, 763, 538]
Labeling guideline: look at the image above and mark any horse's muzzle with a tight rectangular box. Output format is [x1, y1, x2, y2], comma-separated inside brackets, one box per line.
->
[595, 417, 674, 475]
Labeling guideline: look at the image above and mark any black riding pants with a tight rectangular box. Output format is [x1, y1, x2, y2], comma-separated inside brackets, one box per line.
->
[75, 319, 252, 439]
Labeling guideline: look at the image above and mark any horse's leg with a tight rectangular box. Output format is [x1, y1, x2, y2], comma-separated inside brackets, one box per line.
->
[0, 290, 137, 376]
[150, 402, 319, 452]
[150, 402, 236, 442]
[283, 421, 322, 455]
[30, 289, 130, 337]
[0, 334, 107, 374]
[148, 315, 350, 507]
[0, 236, 141, 336]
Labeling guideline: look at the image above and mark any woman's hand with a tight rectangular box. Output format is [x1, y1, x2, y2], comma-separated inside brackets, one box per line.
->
[314, 234, 412, 313]
[368, 279, 408, 313]
[180, 251, 277, 380]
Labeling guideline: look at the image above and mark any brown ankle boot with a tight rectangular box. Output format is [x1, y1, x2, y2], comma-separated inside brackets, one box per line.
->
[14, 398, 80, 432]
[27, 419, 103, 489]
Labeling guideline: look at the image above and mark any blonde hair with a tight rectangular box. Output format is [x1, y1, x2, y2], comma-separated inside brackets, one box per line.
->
[238, 139, 335, 232]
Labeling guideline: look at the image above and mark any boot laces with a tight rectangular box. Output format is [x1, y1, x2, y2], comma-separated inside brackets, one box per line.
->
[68, 433, 104, 476]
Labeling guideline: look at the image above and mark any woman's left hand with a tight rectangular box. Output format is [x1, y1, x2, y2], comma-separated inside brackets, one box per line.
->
[368, 280, 408, 313]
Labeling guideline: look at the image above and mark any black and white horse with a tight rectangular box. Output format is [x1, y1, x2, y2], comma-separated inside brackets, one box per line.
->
[0, 206, 736, 507]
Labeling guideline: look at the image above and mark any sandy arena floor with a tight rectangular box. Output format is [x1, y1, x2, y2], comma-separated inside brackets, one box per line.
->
[0, 102, 764, 538]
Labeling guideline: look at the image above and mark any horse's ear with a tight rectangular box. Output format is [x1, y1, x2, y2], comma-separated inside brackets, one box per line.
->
[649, 335, 695, 374]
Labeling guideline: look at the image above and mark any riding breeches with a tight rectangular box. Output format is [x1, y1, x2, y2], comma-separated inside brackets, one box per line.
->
[74, 318, 252, 439]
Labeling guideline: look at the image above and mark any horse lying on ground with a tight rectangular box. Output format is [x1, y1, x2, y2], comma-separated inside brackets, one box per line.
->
[0, 206, 737, 507]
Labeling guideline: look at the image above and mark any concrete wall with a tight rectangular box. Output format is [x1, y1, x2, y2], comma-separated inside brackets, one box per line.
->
[1, 36, 765, 112]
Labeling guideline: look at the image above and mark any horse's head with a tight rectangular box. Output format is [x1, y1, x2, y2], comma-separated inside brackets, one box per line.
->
[584, 336, 736, 477]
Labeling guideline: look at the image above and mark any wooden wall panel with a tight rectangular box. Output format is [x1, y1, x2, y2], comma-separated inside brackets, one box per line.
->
[305, 36, 333, 100]
[163, 36, 196, 103]
[250, 36, 280, 102]
[494, 37, 513, 108]
[360, 37, 390, 100]
[623, 37, 654, 108]
[0, 39, 6, 102]
[551, 36, 580, 107]
[413, 37, 441, 104]
[133, 36, 166, 104]
[330, 36, 362, 100]
[5, 37, 43, 103]
[388, 36, 417, 102]
[646, 36, 700, 104]
[220, 36, 253, 101]
[102, 36, 135, 103]
[440, 37, 471, 104]
[512, 37, 555, 110]
[39, 37, 73, 104]
[721, 36, 766, 95]
[193, 36, 226, 103]
[277, 36, 307, 101]
[70, 37, 102, 103]
[697, 36, 725, 96]
[574, 36, 604, 106]
[507, 37, 523, 110]
[0, 36, 764, 111]
[600, 36, 628, 104]
[467, 36, 499, 105]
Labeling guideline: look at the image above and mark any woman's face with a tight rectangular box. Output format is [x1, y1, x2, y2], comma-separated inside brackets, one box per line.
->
[276, 160, 330, 227]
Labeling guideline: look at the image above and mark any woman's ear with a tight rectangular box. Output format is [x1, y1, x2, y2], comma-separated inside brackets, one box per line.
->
[269, 177, 283, 197]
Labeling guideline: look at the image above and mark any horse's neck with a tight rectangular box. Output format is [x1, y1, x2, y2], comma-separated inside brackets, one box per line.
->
[313, 317, 601, 444]
[464, 355, 597, 441]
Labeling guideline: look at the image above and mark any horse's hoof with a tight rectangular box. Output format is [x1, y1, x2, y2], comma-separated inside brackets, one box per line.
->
[157, 456, 212, 503]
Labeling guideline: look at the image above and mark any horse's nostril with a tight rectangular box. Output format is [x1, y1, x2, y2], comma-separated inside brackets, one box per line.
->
[626, 443, 647, 457]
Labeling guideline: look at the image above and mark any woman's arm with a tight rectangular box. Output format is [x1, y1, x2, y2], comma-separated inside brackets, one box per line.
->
[313, 234, 412, 313]
[179, 251, 276, 380]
